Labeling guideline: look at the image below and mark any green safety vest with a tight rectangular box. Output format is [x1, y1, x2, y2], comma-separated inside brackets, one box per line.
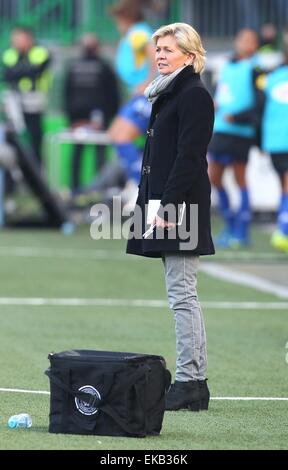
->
[2, 46, 51, 93]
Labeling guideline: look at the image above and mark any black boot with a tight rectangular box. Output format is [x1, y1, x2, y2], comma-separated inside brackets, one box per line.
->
[165, 380, 200, 411]
[198, 379, 210, 410]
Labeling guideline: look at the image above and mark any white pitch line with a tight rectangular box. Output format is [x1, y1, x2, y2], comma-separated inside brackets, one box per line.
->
[0, 297, 288, 309]
[0, 247, 131, 261]
[201, 263, 288, 299]
[212, 397, 288, 401]
[1, 244, 287, 299]
[0, 297, 167, 308]
[0, 388, 50, 395]
[0, 388, 287, 401]
[0, 246, 287, 299]
[0, 246, 285, 262]
[202, 301, 288, 310]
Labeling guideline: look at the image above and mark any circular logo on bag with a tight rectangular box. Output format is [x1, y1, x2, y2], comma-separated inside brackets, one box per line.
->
[75, 385, 101, 416]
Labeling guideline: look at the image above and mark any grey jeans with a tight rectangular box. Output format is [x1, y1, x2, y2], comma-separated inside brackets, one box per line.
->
[162, 253, 207, 381]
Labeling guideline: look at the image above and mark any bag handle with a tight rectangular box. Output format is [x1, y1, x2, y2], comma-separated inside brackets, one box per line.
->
[45, 369, 103, 407]
[165, 369, 172, 390]
[45, 365, 150, 436]
[101, 365, 150, 436]
[100, 403, 145, 437]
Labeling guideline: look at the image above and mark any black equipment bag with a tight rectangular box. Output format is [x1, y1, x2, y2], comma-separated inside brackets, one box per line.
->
[45, 350, 171, 437]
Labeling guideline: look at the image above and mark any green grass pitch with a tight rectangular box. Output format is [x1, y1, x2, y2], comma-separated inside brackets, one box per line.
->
[0, 224, 287, 450]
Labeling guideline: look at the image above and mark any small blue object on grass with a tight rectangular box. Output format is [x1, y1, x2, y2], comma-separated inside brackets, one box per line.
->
[8, 413, 32, 429]
[61, 222, 75, 236]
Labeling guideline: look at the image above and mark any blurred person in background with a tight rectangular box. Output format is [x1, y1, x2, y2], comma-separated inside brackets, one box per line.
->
[256, 23, 282, 73]
[64, 33, 120, 191]
[258, 23, 279, 54]
[261, 30, 288, 253]
[108, 0, 157, 212]
[139, 0, 171, 22]
[2, 26, 52, 166]
[208, 29, 259, 248]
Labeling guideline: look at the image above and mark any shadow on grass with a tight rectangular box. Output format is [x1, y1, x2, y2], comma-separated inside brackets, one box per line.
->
[31, 426, 49, 434]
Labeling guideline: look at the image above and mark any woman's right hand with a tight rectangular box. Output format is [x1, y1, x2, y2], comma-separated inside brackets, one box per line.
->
[153, 215, 176, 230]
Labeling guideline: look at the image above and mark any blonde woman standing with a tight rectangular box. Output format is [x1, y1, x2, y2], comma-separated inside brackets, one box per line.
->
[127, 23, 215, 411]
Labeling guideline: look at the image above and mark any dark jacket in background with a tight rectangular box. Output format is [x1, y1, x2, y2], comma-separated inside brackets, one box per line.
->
[127, 66, 215, 258]
[64, 52, 120, 127]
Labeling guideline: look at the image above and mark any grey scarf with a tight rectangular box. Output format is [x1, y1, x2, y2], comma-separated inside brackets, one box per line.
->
[144, 66, 186, 104]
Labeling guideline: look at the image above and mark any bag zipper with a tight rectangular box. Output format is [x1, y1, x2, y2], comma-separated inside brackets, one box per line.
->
[48, 352, 162, 364]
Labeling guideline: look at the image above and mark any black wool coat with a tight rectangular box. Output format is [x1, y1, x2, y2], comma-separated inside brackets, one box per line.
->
[126, 66, 215, 258]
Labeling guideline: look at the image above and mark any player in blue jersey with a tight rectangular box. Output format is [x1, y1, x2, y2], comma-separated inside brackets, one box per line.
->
[262, 30, 288, 253]
[209, 29, 260, 248]
[108, 0, 157, 211]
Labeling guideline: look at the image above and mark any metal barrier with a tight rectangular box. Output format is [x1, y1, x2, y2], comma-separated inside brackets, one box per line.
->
[181, 0, 288, 38]
[0, 0, 112, 47]
[0, 0, 180, 47]
[0, 1, 288, 47]
[45, 129, 112, 189]
[0, 0, 73, 46]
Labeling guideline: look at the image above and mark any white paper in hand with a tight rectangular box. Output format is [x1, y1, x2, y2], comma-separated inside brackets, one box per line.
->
[146, 200, 161, 225]
[146, 200, 186, 225]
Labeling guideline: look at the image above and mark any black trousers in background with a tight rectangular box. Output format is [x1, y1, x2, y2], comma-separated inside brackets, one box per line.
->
[72, 144, 106, 191]
[24, 112, 43, 166]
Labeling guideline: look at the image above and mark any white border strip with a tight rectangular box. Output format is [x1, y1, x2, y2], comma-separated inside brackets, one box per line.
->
[0, 297, 287, 309]
[0, 388, 287, 401]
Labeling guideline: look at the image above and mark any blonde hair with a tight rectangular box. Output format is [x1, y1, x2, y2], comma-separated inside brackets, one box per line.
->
[152, 22, 206, 74]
